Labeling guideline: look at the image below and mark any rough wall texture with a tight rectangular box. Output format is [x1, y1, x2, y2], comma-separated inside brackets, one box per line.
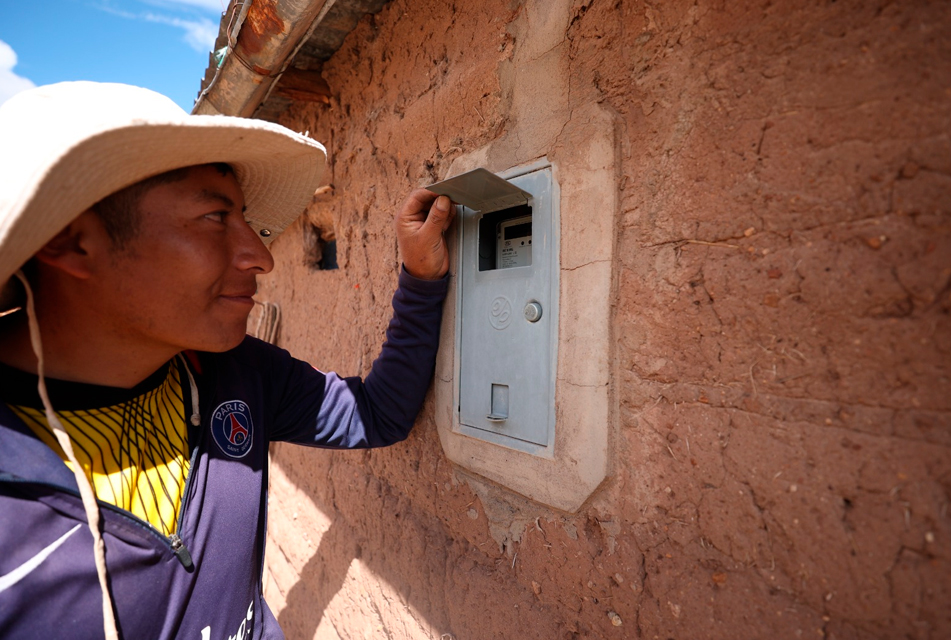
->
[255, 1, 951, 638]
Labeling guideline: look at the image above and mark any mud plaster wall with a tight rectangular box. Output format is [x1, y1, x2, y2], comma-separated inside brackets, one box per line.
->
[254, 1, 951, 638]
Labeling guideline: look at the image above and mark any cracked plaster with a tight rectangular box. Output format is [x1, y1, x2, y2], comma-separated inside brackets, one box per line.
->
[255, 0, 951, 637]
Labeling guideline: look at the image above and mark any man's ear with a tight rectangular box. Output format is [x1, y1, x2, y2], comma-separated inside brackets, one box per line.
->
[34, 210, 111, 279]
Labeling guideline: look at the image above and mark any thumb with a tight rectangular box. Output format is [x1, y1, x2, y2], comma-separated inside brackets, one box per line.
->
[420, 195, 453, 235]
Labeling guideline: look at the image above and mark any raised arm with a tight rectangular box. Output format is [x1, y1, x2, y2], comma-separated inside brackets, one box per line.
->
[263, 190, 454, 447]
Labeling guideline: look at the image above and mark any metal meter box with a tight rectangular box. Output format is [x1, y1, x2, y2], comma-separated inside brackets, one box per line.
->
[428, 166, 558, 454]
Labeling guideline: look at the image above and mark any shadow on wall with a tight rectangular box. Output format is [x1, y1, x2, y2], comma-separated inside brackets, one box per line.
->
[276, 517, 358, 637]
[267, 436, 546, 640]
[269, 440, 475, 640]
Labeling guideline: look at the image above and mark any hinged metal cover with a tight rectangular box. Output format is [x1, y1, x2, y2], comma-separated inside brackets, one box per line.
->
[426, 168, 532, 213]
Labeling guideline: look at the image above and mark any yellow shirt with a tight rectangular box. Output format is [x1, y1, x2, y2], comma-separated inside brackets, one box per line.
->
[11, 363, 190, 536]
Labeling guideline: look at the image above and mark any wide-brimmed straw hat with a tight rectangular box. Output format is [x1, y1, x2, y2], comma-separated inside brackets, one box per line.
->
[0, 81, 326, 308]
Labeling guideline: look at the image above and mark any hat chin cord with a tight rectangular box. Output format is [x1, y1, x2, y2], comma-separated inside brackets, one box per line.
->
[13, 270, 120, 640]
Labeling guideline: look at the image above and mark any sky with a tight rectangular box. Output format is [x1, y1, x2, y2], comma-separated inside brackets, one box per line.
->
[0, 0, 226, 111]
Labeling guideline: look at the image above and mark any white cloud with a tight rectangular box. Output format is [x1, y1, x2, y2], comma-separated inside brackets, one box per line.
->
[142, 0, 226, 12]
[143, 13, 219, 52]
[0, 40, 36, 106]
[94, 2, 221, 53]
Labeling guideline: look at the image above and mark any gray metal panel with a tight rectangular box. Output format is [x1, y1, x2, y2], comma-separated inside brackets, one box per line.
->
[426, 168, 532, 213]
[457, 168, 555, 449]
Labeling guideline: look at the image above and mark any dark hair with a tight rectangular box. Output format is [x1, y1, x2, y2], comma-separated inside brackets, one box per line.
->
[91, 162, 234, 249]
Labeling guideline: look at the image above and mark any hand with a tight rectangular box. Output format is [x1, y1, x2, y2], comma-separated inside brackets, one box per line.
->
[395, 189, 455, 280]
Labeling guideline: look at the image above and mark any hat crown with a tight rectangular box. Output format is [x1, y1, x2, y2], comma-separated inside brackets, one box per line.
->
[0, 80, 185, 124]
[1, 82, 191, 212]
[1, 82, 187, 195]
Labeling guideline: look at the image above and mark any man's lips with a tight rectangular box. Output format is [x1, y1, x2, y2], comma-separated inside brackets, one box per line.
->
[219, 289, 257, 305]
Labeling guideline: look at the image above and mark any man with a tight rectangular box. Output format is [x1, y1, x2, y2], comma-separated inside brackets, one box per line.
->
[0, 82, 453, 639]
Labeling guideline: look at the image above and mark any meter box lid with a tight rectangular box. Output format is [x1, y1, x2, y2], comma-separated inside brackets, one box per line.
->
[426, 168, 532, 213]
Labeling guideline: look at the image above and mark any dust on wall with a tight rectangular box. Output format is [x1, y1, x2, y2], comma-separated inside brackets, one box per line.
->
[255, 0, 951, 638]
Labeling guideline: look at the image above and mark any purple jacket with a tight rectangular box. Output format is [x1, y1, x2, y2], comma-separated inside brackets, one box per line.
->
[0, 270, 447, 639]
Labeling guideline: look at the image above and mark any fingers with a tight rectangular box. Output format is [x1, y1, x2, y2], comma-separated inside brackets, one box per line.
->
[397, 189, 455, 236]
[398, 189, 439, 223]
[395, 188, 455, 280]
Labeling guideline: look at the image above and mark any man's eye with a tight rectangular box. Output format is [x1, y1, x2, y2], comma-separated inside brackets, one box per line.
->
[204, 212, 225, 223]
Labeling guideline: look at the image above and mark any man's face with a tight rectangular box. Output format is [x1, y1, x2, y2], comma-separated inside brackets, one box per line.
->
[91, 165, 274, 354]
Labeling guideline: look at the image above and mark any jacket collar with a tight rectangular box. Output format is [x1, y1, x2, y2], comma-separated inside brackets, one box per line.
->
[0, 403, 78, 492]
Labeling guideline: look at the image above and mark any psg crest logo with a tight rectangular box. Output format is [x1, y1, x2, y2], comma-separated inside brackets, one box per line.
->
[211, 400, 254, 458]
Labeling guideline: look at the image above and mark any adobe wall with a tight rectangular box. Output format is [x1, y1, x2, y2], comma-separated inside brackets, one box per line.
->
[255, 1, 951, 638]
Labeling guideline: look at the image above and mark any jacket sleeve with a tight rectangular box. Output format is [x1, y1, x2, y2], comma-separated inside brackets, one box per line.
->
[265, 268, 449, 448]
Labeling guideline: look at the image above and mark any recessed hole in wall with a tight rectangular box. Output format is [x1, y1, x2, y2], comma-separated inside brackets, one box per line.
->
[303, 220, 338, 271]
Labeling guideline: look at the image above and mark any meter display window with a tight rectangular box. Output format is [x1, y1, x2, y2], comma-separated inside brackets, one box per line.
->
[477, 204, 532, 271]
[498, 216, 532, 269]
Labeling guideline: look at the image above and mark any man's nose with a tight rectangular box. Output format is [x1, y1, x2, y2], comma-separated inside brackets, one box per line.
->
[233, 221, 275, 274]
